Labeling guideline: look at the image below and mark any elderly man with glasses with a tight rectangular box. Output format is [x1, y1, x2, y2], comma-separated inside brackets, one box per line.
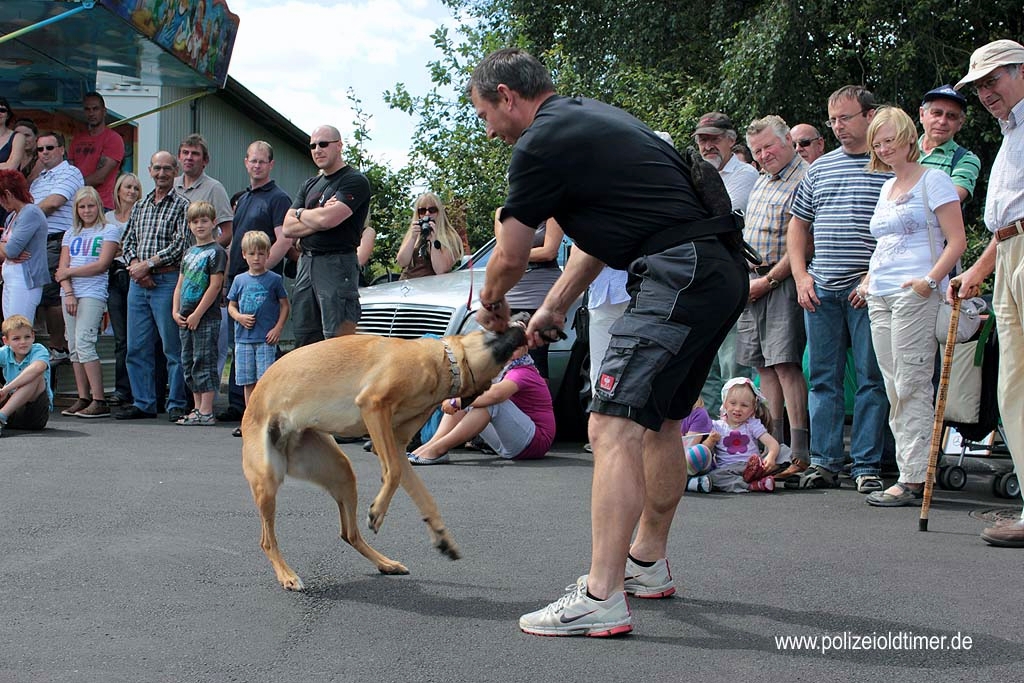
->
[952, 40, 1024, 548]
[282, 125, 371, 347]
[116, 151, 191, 421]
[918, 85, 982, 204]
[790, 123, 826, 164]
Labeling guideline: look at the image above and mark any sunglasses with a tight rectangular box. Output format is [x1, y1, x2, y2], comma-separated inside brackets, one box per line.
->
[37, 145, 58, 152]
[308, 140, 340, 150]
[417, 206, 440, 216]
[795, 137, 821, 148]
[0, 106, 8, 113]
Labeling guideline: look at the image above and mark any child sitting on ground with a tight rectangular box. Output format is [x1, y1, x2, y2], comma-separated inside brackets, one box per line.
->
[706, 377, 780, 492]
[680, 397, 719, 494]
[172, 201, 226, 426]
[407, 317, 555, 464]
[0, 314, 53, 436]
[226, 231, 289, 437]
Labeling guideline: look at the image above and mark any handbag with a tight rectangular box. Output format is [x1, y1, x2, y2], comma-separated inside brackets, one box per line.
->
[921, 170, 985, 343]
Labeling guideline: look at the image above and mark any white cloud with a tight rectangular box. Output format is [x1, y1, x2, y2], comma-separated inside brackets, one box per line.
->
[227, 0, 454, 167]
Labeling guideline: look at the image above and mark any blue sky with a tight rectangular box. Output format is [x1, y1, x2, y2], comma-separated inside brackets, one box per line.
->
[226, 0, 459, 168]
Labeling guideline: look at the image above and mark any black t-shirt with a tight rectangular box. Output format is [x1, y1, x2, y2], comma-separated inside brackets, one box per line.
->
[501, 95, 708, 270]
[291, 165, 371, 254]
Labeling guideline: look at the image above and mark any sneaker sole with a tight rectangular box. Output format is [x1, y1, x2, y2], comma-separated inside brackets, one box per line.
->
[520, 622, 633, 637]
[626, 585, 676, 599]
[75, 412, 111, 419]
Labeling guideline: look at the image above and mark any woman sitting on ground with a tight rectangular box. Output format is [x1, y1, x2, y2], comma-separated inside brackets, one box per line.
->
[407, 319, 555, 464]
[396, 192, 464, 280]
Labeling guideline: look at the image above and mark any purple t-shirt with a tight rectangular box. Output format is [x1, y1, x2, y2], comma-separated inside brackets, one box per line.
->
[711, 417, 767, 467]
[680, 406, 713, 435]
[505, 365, 556, 459]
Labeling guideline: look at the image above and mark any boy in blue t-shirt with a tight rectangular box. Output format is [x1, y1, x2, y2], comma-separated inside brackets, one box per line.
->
[227, 230, 289, 434]
[0, 314, 53, 437]
[172, 201, 227, 426]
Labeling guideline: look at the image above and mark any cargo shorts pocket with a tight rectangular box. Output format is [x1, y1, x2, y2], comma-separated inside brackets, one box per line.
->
[594, 317, 687, 406]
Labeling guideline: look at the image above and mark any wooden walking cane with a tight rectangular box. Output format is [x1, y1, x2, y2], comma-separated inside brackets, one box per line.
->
[920, 281, 962, 531]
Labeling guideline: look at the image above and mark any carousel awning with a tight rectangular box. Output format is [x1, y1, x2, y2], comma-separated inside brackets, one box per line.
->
[0, 0, 239, 108]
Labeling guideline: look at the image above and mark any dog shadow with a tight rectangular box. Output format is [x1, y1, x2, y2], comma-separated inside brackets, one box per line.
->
[443, 453, 592, 469]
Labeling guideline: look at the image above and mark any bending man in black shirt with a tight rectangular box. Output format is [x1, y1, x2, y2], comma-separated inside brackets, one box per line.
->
[470, 48, 748, 637]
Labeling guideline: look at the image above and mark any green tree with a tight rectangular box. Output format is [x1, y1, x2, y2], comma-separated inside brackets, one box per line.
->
[344, 90, 414, 280]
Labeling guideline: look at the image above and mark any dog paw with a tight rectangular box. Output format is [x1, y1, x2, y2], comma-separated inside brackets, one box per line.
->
[435, 534, 461, 561]
[280, 575, 306, 591]
[377, 561, 410, 575]
[366, 509, 383, 534]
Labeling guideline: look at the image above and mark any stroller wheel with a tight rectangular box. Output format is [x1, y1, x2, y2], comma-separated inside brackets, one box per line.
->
[994, 472, 1020, 499]
[940, 465, 967, 491]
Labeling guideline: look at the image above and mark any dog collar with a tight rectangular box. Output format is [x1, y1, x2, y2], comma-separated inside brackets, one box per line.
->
[442, 340, 461, 396]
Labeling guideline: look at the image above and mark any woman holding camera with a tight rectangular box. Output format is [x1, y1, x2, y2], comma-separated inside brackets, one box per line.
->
[396, 192, 464, 280]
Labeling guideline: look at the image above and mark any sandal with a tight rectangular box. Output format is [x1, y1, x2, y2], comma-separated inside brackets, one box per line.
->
[798, 465, 841, 489]
[408, 452, 450, 465]
[176, 409, 201, 425]
[866, 482, 923, 507]
[855, 474, 884, 494]
[179, 411, 216, 426]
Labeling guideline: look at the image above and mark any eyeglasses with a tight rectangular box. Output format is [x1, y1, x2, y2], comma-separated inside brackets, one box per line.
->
[150, 164, 176, 172]
[36, 145, 58, 152]
[825, 110, 867, 128]
[308, 140, 340, 150]
[417, 206, 440, 216]
[972, 69, 1008, 95]
[795, 137, 821, 148]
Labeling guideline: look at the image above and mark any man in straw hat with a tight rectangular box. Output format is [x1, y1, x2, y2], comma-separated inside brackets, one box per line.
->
[952, 39, 1024, 547]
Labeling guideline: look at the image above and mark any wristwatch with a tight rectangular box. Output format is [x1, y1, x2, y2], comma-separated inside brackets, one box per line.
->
[146, 258, 156, 270]
[295, 208, 304, 221]
[924, 276, 938, 290]
[766, 276, 780, 290]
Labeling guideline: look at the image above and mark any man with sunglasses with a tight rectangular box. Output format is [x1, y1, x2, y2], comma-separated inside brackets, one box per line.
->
[951, 40, 1024, 548]
[29, 131, 84, 362]
[918, 85, 981, 204]
[787, 86, 890, 494]
[282, 126, 370, 346]
[790, 123, 825, 164]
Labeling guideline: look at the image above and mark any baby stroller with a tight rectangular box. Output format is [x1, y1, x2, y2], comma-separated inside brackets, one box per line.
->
[937, 315, 1019, 498]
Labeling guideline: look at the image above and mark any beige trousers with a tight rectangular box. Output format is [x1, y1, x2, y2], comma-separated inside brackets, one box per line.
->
[868, 289, 940, 483]
[994, 236, 1024, 511]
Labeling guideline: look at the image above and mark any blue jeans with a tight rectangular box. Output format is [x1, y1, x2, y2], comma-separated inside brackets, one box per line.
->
[126, 272, 187, 413]
[804, 283, 887, 478]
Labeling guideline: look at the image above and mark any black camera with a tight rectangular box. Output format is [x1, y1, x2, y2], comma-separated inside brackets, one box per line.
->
[417, 216, 433, 236]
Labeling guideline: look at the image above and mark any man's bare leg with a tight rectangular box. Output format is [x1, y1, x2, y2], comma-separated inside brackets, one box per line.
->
[628, 418, 685, 562]
[583, 412, 647, 599]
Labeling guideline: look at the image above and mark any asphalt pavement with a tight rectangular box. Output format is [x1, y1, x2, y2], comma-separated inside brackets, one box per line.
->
[2, 413, 1022, 682]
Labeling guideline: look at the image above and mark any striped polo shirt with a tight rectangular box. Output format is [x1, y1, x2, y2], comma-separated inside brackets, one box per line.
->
[918, 136, 981, 199]
[30, 160, 84, 236]
[743, 154, 808, 265]
[790, 149, 891, 290]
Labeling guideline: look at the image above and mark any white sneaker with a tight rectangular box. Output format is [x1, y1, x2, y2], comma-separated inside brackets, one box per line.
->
[686, 475, 711, 493]
[519, 579, 632, 637]
[624, 557, 676, 599]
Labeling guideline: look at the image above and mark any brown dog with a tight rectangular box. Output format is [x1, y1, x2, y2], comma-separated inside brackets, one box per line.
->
[241, 326, 527, 591]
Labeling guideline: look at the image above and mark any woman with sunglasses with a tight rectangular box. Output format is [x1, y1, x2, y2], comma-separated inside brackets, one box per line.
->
[0, 98, 27, 173]
[396, 192, 464, 280]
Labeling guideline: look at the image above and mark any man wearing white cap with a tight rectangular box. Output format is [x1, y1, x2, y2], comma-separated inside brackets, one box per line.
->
[952, 39, 1024, 547]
